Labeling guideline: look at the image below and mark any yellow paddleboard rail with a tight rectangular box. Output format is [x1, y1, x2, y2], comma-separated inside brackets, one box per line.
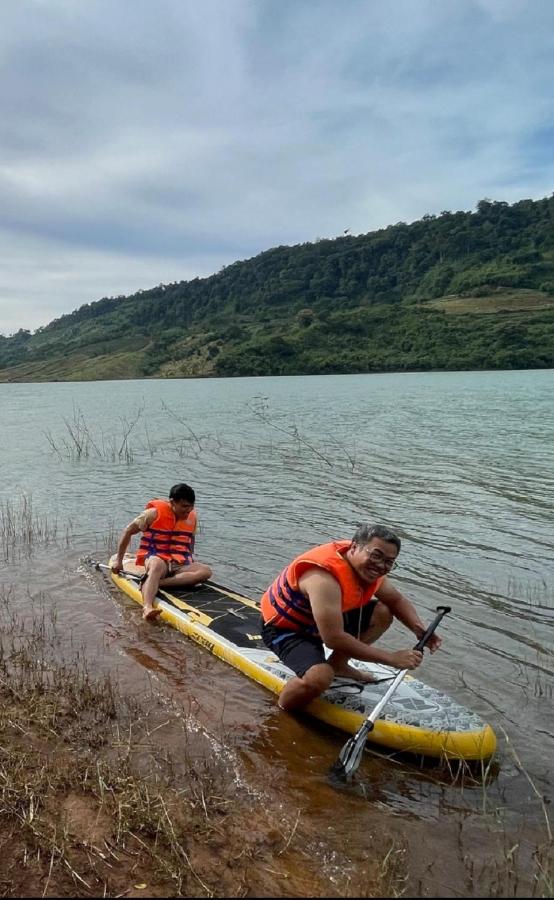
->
[110, 571, 496, 761]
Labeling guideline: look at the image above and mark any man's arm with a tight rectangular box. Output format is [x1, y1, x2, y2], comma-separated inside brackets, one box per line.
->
[300, 570, 423, 669]
[375, 578, 442, 653]
[112, 508, 156, 573]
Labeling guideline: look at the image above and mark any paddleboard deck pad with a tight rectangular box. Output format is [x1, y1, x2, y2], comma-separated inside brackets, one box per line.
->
[108, 556, 496, 761]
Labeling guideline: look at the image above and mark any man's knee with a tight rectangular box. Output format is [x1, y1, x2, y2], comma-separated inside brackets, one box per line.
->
[146, 557, 167, 578]
[302, 663, 334, 694]
[372, 601, 393, 631]
[198, 564, 212, 581]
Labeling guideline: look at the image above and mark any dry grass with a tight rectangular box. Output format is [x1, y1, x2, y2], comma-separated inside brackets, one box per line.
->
[427, 744, 553, 897]
[0, 588, 405, 898]
[1, 579, 550, 897]
[0, 494, 72, 563]
[43, 403, 144, 463]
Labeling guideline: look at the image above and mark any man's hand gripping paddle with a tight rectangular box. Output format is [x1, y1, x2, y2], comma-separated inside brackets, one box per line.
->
[330, 605, 451, 782]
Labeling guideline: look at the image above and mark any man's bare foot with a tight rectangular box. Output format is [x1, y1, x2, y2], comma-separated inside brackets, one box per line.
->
[143, 607, 162, 621]
[332, 663, 377, 683]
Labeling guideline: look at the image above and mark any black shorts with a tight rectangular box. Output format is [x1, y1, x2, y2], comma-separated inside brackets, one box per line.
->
[261, 603, 376, 678]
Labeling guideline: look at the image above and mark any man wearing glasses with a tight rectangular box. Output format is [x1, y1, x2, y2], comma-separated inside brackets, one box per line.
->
[260, 524, 442, 711]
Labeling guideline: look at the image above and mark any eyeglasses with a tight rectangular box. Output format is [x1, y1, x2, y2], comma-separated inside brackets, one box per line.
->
[362, 548, 398, 570]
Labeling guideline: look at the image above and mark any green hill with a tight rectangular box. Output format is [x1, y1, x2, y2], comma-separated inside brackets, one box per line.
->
[2, 195, 554, 381]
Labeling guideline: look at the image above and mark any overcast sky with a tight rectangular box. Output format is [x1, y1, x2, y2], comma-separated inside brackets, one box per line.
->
[1, 0, 553, 334]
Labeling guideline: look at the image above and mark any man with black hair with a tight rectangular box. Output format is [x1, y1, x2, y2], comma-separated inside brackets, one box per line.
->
[112, 483, 212, 621]
[260, 524, 442, 711]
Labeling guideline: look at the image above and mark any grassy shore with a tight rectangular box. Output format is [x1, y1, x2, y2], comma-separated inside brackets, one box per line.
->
[0, 589, 404, 898]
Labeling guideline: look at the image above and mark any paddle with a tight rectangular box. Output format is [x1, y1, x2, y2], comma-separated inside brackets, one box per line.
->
[86, 557, 234, 598]
[92, 560, 135, 576]
[87, 558, 219, 624]
[89, 559, 146, 585]
[88, 558, 187, 606]
[89, 558, 157, 593]
[330, 604, 451, 782]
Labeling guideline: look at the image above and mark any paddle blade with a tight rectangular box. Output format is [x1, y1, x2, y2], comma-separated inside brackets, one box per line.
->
[329, 730, 368, 783]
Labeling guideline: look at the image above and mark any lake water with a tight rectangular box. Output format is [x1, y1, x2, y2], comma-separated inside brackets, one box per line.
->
[1, 369, 553, 896]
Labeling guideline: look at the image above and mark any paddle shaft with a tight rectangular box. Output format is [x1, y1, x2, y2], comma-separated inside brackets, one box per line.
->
[92, 560, 224, 593]
[357, 605, 451, 738]
[95, 561, 138, 579]
[331, 604, 451, 780]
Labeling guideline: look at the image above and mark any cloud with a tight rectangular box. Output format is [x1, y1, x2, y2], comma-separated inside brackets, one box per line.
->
[0, 226, 226, 334]
[1, 0, 553, 333]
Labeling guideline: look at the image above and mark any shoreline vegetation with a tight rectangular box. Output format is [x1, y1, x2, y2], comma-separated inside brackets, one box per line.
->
[2, 594, 552, 899]
[1, 196, 554, 382]
[0, 590, 405, 898]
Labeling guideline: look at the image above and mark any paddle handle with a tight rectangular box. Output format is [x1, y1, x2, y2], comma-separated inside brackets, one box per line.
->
[413, 604, 451, 652]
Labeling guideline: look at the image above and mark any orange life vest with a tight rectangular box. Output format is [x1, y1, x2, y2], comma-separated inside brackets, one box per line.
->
[260, 540, 384, 632]
[135, 498, 197, 567]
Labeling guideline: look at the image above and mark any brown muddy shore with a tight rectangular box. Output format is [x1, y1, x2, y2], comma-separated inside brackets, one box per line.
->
[0, 584, 552, 898]
[0, 596, 402, 898]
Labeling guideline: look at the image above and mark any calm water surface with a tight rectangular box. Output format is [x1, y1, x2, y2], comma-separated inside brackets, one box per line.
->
[1, 369, 553, 896]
